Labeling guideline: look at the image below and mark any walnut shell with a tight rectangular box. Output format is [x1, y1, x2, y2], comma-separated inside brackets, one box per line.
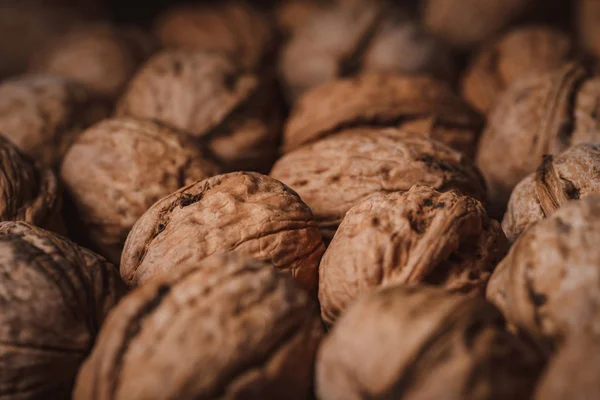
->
[462, 26, 577, 115]
[319, 185, 507, 325]
[0, 75, 108, 167]
[577, 0, 600, 59]
[271, 128, 487, 241]
[487, 196, 600, 350]
[74, 252, 323, 400]
[0, 221, 126, 400]
[283, 73, 483, 157]
[275, 0, 327, 36]
[475, 63, 600, 218]
[61, 117, 221, 265]
[316, 285, 544, 400]
[120, 172, 324, 293]
[503, 143, 600, 243]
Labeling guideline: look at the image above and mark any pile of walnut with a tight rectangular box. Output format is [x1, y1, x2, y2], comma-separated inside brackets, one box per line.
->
[2, 0, 600, 399]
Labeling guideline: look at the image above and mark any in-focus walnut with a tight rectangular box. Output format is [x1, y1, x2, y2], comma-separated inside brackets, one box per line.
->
[116, 49, 281, 173]
[271, 127, 487, 241]
[0, 75, 107, 168]
[120, 172, 324, 293]
[61, 117, 221, 265]
[279, 1, 457, 103]
[487, 196, 600, 351]
[316, 285, 544, 400]
[577, 0, 600, 59]
[421, 0, 535, 49]
[283, 73, 483, 158]
[476, 63, 600, 218]
[74, 252, 323, 400]
[29, 24, 156, 99]
[319, 185, 507, 326]
[503, 143, 600, 243]
[461, 26, 577, 115]
[0, 221, 126, 400]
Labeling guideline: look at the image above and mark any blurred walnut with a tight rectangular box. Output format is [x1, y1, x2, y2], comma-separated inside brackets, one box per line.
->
[319, 185, 507, 325]
[0, 221, 126, 400]
[488, 197, 600, 350]
[271, 128, 486, 241]
[279, 1, 457, 103]
[578, 0, 600, 60]
[284, 73, 483, 158]
[117, 50, 281, 172]
[316, 285, 544, 400]
[476, 64, 600, 218]
[275, 0, 327, 36]
[75, 252, 323, 400]
[462, 26, 577, 114]
[61, 117, 221, 265]
[503, 144, 600, 243]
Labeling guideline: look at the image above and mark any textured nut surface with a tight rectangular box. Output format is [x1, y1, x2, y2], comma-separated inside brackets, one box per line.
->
[462, 26, 576, 114]
[475, 64, 600, 217]
[283, 73, 482, 157]
[488, 197, 600, 349]
[503, 143, 600, 243]
[74, 252, 324, 400]
[0, 75, 107, 167]
[61, 117, 221, 265]
[316, 285, 543, 400]
[0, 221, 126, 400]
[271, 128, 487, 240]
[121, 172, 324, 293]
[319, 185, 507, 325]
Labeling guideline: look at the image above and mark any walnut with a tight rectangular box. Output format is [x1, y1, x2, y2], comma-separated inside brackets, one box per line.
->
[0, 75, 107, 168]
[275, 0, 327, 36]
[0, 221, 126, 400]
[316, 285, 544, 400]
[120, 172, 324, 293]
[503, 143, 600, 243]
[271, 128, 487, 241]
[475, 63, 600, 218]
[319, 185, 507, 326]
[487, 196, 600, 350]
[279, 1, 457, 103]
[577, 0, 600, 59]
[74, 252, 323, 400]
[461, 26, 577, 115]
[283, 73, 483, 158]
[116, 49, 281, 173]
[61, 117, 221, 265]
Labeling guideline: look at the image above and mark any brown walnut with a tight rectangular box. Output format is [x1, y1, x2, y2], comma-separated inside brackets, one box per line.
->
[120, 172, 324, 293]
[461, 26, 577, 115]
[475, 63, 600, 218]
[0, 221, 126, 400]
[316, 285, 544, 400]
[275, 0, 328, 36]
[74, 252, 324, 400]
[270, 128, 487, 241]
[61, 117, 221, 265]
[503, 143, 600, 243]
[319, 185, 507, 326]
[577, 0, 600, 60]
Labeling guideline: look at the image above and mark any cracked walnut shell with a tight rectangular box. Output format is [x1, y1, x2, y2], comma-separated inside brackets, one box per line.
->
[0, 221, 126, 400]
[120, 172, 324, 293]
[316, 285, 544, 400]
[319, 185, 508, 326]
[74, 252, 324, 400]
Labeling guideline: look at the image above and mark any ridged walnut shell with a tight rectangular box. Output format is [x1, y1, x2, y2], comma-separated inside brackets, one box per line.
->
[61, 117, 221, 265]
[0, 75, 107, 167]
[319, 185, 507, 325]
[487, 196, 600, 350]
[120, 172, 325, 293]
[461, 26, 577, 115]
[74, 252, 324, 400]
[316, 285, 544, 400]
[503, 143, 600, 243]
[475, 64, 600, 218]
[0, 221, 126, 400]
[271, 128, 487, 241]
[283, 73, 483, 157]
